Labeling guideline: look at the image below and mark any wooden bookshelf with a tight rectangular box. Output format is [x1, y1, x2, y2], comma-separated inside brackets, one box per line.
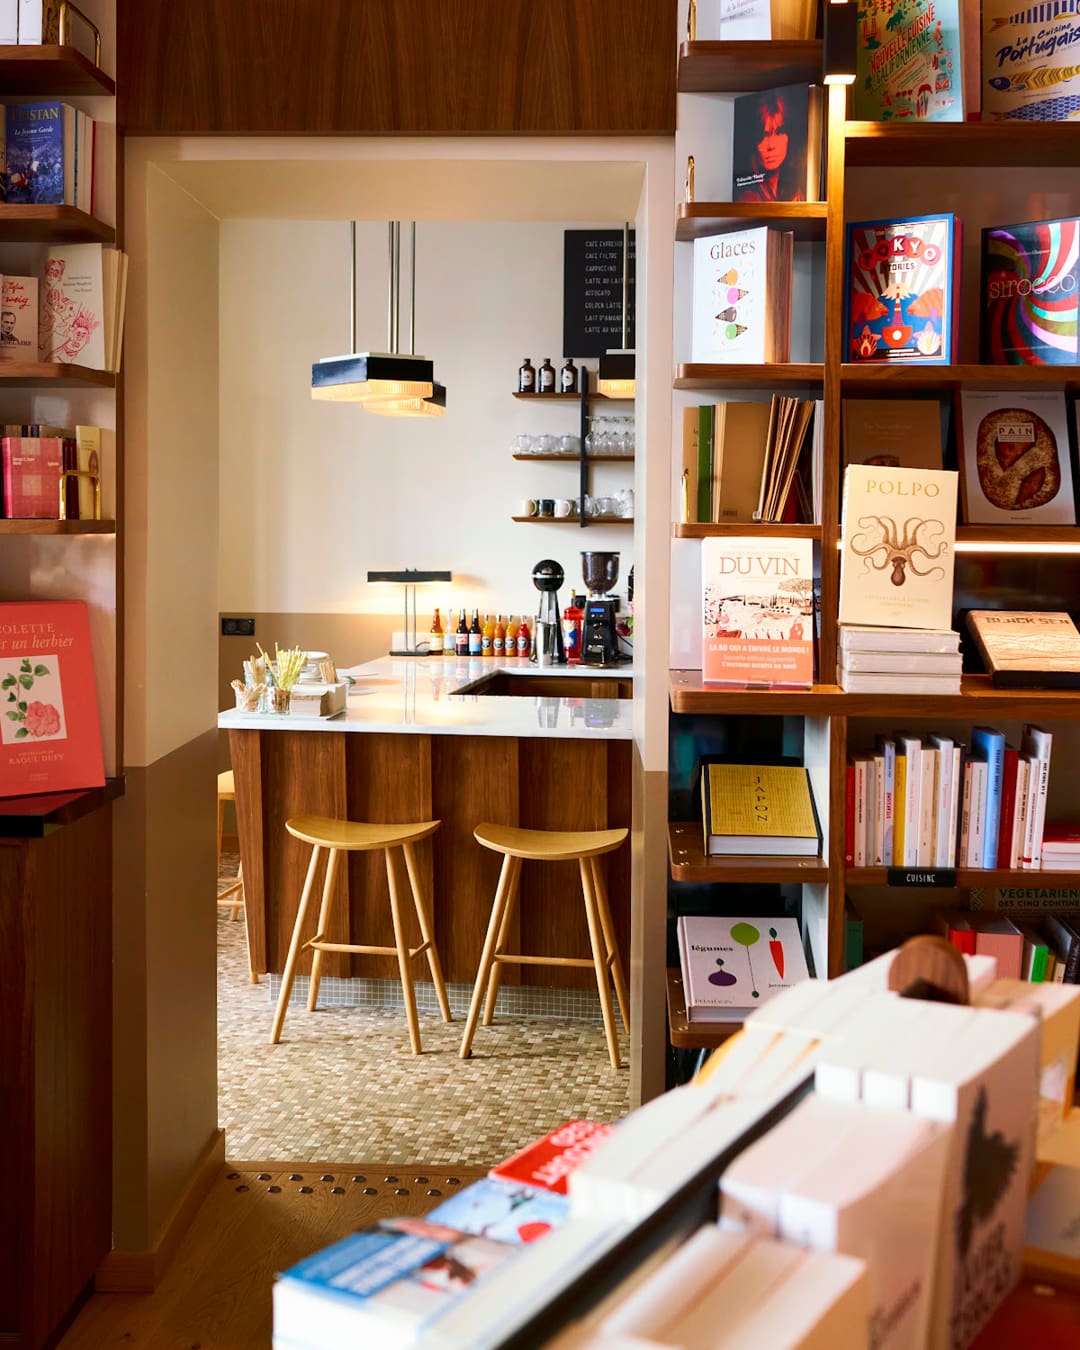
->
[669, 822, 828, 884]
[0, 44, 114, 96]
[0, 205, 115, 244]
[841, 363, 1080, 393]
[0, 362, 115, 388]
[956, 525, 1080, 547]
[666, 967, 742, 1049]
[676, 202, 827, 243]
[674, 363, 824, 390]
[0, 519, 115, 535]
[845, 120, 1080, 169]
[672, 522, 821, 539]
[677, 40, 823, 92]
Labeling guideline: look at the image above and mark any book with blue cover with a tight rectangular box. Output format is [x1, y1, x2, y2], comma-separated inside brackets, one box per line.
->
[5, 101, 66, 204]
[426, 1176, 569, 1245]
[981, 217, 1080, 365]
[854, 0, 964, 122]
[971, 726, 1007, 869]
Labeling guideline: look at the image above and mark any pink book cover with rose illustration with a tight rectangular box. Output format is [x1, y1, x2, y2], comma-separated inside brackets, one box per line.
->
[0, 600, 104, 798]
[38, 243, 106, 370]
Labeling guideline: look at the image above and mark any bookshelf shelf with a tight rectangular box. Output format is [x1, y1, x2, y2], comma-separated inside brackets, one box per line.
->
[676, 202, 827, 243]
[677, 40, 823, 92]
[0, 519, 115, 536]
[669, 822, 828, 884]
[675, 363, 824, 391]
[841, 363, 1080, 393]
[0, 362, 114, 388]
[845, 120, 1080, 169]
[672, 522, 821, 539]
[0, 44, 114, 96]
[956, 524, 1080, 547]
[512, 390, 631, 402]
[513, 453, 635, 462]
[846, 866, 1080, 888]
[0, 205, 115, 245]
[666, 967, 742, 1049]
[512, 514, 632, 524]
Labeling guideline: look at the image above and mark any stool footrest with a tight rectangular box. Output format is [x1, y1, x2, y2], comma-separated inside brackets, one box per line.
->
[305, 937, 432, 960]
[493, 953, 595, 970]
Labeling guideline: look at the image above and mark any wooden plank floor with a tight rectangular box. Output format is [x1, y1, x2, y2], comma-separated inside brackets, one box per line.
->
[59, 1162, 487, 1350]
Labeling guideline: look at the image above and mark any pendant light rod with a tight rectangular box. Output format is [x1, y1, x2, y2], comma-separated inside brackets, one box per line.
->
[409, 221, 416, 355]
[621, 220, 629, 351]
[394, 222, 402, 352]
[350, 221, 357, 353]
[386, 222, 395, 352]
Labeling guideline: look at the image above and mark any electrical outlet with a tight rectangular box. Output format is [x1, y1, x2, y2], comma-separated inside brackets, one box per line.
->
[221, 617, 255, 637]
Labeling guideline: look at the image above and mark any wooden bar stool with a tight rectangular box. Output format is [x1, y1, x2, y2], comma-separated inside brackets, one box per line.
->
[271, 815, 452, 1055]
[217, 769, 258, 983]
[460, 823, 630, 1069]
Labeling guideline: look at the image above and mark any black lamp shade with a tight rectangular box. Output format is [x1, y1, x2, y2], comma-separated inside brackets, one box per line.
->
[823, 1, 858, 85]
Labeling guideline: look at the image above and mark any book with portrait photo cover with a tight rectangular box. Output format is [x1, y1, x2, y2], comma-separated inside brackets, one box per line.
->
[731, 83, 823, 203]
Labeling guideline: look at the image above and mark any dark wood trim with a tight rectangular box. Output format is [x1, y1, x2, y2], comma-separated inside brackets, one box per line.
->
[0, 776, 123, 838]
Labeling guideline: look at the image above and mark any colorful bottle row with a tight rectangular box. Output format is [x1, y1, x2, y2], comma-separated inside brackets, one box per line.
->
[518, 357, 579, 394]
[429, 609, 531, 659]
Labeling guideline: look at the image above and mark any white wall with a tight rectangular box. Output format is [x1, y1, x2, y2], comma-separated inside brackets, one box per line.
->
[218, 219, 636, 624]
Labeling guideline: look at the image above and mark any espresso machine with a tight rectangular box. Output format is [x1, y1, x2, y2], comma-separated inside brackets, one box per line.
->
[531, 558, 566, 665]
[581, 550, 621, 667]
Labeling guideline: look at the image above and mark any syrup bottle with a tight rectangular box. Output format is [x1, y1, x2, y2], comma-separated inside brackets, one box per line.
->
[481, 613, 495, 657]
[562, 596, 584, 665]
[455, 609, 469, 657]
[560, 358, 578, 394]
[468, 608, 482, 656]
[538, 357, 556, 394]
[516, 615, 531, 656]
[429, 608, 444, 656]
[518, 358, 536, 393]
[506, 615, 519, 657]
[493, 614, 506, 657]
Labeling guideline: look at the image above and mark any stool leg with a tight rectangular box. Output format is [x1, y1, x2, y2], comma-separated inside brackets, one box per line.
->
[271, 844, 322, 1045]
[460, 851, 517, 1060]
[591, 856, 629, 1033]
[580, 858, 621, 1070]
[217, 795, 224, 869]
[482, 856, 521, 1026]
[387, 846, 423, 1055]
[403, 841, 452, 1024]
[238, 861, 258, 984]
[307, 847, 341, 1012]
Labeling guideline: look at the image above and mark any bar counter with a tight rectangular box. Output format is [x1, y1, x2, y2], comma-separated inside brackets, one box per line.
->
[220, 658, 633, 987]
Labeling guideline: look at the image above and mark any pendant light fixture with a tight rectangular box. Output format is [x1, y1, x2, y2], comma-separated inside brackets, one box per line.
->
[311, 221, 442, 411]
[367, 223, 446, 418]
[597, 222, 636, 399]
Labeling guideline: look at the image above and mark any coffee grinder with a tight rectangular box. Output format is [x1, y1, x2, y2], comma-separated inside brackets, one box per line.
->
[531, 558, 566, 665]
[580, 550, 621, 666]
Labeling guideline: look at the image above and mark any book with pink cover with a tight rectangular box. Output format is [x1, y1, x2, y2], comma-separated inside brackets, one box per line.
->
[2, 435, 62, 518]
[0, 600, 104, 797]
[968, 913, 1023, 981]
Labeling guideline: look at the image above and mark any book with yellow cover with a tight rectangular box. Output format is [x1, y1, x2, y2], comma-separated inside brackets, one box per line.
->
[701, 762, 821, 856]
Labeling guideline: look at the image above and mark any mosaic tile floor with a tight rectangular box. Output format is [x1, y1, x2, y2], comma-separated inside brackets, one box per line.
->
[216, 855, 631, 1166]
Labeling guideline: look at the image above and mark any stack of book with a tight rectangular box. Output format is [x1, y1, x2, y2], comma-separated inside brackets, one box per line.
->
[938, 910, 1080, 983]
[1, 423, 107, 520]
[838, 624, 962, 696]
[1041, 828, 1080, 872]
[676, 914, 810, 1024]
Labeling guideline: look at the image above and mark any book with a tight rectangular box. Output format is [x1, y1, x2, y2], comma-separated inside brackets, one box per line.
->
[846, 214, 961, 364]
[731, 83, 822, 203]
[1043, 913, 1080, 983]
[0, 2, 16, 45]
[701, 536, 814, 686]
[971, 726, 1007, 869]
[967, 610, 1080, 689]
[1015, 921, 1052, 981]
[425, 1176, 569, 1245]
[981, 218, 1080, 364]
[271, 1217, 517, 1349]
[677, 914, 810, 1022]
[2, 435, 61, 517]
[958, 391, 1076, 525]
[838, 465, 958, 632]
[840, 649, 962, 674]
[17, 0, 60, 43]
[490, 1120, 615, 1195]
[700, 762, 821, 857]
[839, 624, 959, 653]
[0, 274, 36, 362]
[698, 0, 818, 40]
[981, 1, 1080, 121]
[996, 745, 1019, 869]
[754, 395, 815, 523]
[712, 401, 771, 522]
[1043, 825, 1080, 854]
[842, 397, 943, 471]
[845, 899, 864, 971]
[839, 670, 962, 695]
[854, 0, 964, 122]
[697, 403, 713, 523]
[74, 423, 106, 519]
[1021, 724, 1053, 869]
[5, 100, 68, 204]
[681, 405, 699, 523]
[851, 754, 872, 867]
[39, 242, 108, 369]
[0, 600, 104, 796]
[691, 226, 793, 365]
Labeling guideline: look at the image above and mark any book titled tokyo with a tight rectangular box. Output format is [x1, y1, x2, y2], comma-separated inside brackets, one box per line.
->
[702, 536, 814, 687]
[982, 0, 1080, 121]
[5, 101, 65, 204]
[677, 915, 810, 1016]
[846, 214, 960, 364]
[691, 226, 769, 364]
[981, 218, 1080, 365]
[854, 0, 963, 121]
[0, 600, 104, 797]
[838, 465, 958, 632]
[490, 1120, 615, 1195]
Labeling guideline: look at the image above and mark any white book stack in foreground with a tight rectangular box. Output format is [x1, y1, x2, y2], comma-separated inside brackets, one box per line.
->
[837, 624, 962, 695]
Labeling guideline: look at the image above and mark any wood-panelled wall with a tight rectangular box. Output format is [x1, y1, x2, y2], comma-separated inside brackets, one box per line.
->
[117, 0, 676, 135]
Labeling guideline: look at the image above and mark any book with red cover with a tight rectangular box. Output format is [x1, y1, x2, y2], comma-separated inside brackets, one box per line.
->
[938, 910, 976, 956]
[0, 600, 104, 797]
[996, 746, 1019, 869]
[2, 436, 62, 518]
[488, 1120, 614, 1196]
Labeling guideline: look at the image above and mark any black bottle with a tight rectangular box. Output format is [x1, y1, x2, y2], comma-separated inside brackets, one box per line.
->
[538, 357, 556, 394]
[560, 358, 578, 394]
[518, 357, 536, 393]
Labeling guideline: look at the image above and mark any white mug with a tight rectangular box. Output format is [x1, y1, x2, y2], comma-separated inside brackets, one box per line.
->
[518, 498, 538, 517]
[553, 499, 574, 518]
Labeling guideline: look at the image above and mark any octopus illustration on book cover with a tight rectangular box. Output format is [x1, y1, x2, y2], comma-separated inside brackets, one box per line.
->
[40, 257, 102, 363]
[847, 215, 955, 363]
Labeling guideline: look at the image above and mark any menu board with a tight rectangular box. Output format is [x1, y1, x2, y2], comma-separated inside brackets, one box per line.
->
[563, 230, 636, 358]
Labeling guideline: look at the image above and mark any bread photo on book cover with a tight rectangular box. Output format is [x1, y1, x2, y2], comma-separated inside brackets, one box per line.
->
[958, 391, 1076, 525]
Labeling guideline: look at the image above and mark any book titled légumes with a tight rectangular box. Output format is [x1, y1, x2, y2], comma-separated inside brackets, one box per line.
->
[0, 600, 104, 797]
[701, 762, 821, 857]
[677, 914, 809, 1021]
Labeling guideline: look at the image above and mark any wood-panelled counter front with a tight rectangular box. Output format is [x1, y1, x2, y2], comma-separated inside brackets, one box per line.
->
[219, 659, 632, 989]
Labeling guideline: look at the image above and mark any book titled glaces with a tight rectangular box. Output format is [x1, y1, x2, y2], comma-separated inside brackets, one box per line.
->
[702, 536, 814, 687]
[958, 391, 1076, 525]
[854, 0, 963, 122]
[846, 214, 960, 365]
[0, 600, 104, 797]
[839, 465, 958, 632]
[691, 226, 792, 365]
[677, 914, 810, 1021]
[981, 218, 1080, 366]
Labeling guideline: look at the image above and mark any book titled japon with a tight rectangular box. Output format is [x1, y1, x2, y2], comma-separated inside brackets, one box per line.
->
[0, 600, 104, 797]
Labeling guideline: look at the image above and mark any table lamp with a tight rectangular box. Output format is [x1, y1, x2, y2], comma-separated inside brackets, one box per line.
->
[367, 569, 452, 656]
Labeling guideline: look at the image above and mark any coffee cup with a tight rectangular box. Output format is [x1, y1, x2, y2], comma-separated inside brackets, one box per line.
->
[518, 498, 538, 517]
[537, 499, 555, 518]
[553, 498, 574, 518]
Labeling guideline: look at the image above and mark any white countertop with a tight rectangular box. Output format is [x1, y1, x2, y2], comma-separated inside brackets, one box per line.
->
[218, 656, 634, 740]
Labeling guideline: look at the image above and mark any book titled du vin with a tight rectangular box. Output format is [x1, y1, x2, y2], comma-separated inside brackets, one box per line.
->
[702, 536, 814, 687]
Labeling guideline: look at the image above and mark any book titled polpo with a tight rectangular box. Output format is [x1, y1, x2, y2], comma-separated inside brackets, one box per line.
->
[839, 466, 958, 632]
[702, 536, 814, 686]
[0, 600, 104, 797]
